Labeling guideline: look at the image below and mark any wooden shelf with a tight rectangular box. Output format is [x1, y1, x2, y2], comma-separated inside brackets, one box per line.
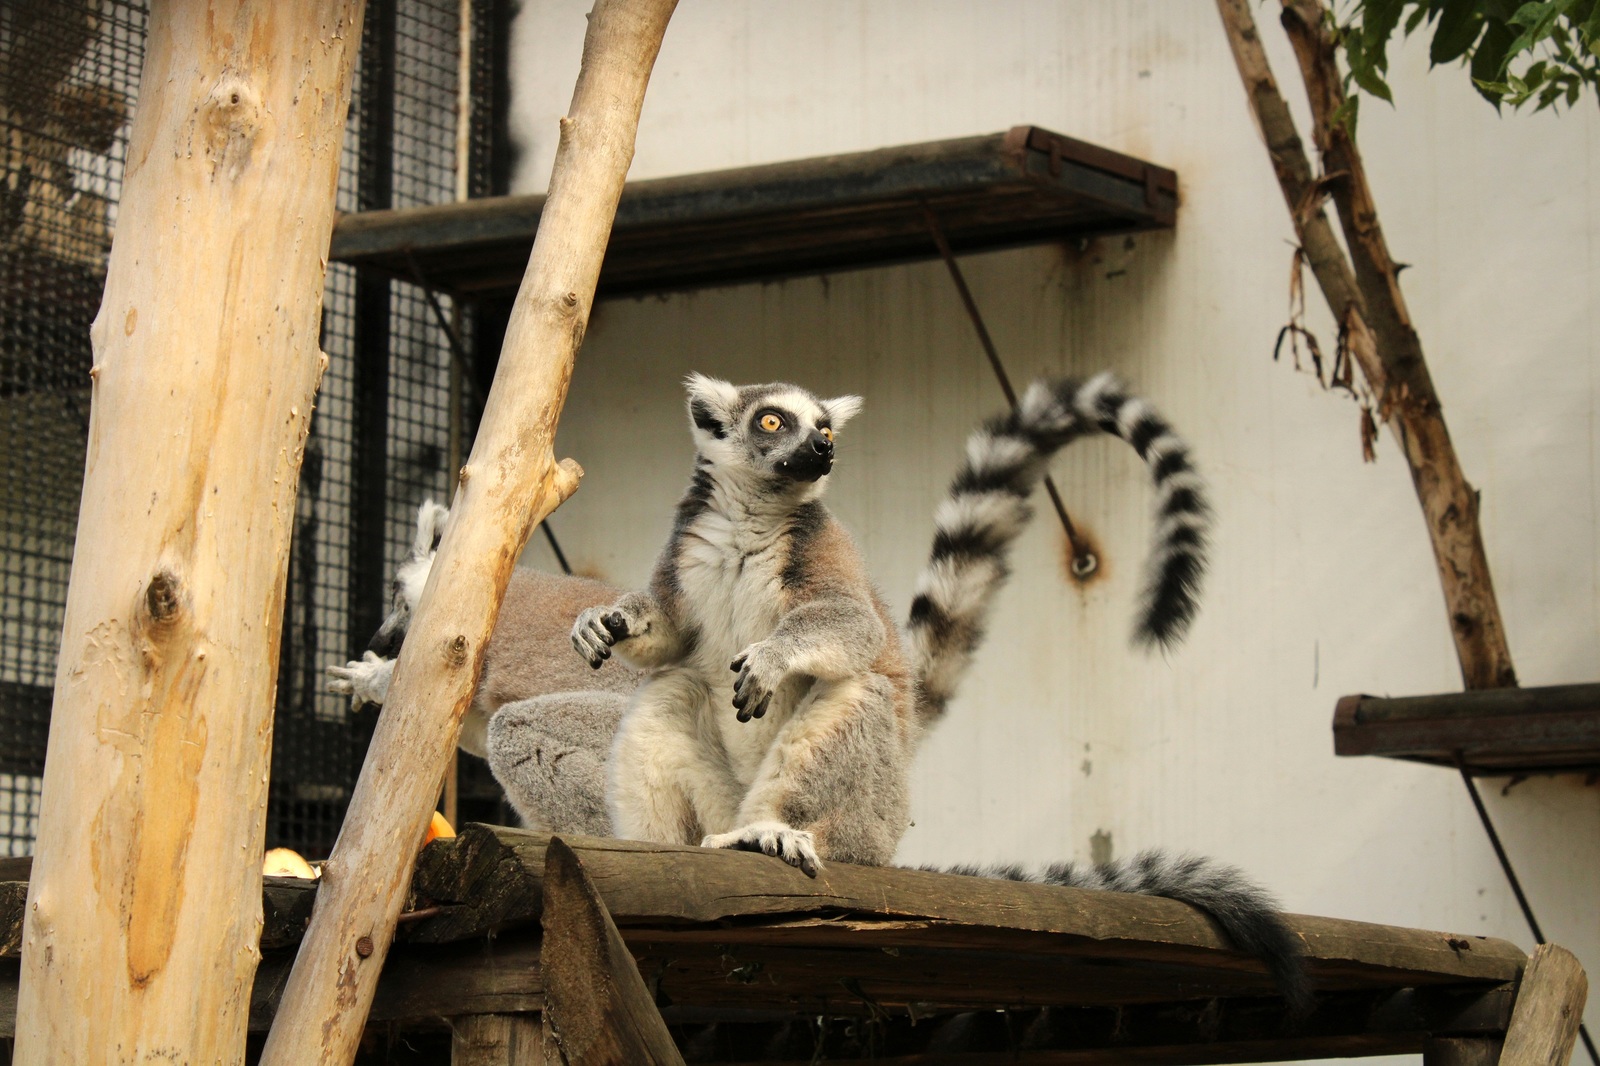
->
[3, 826, 1550, 1063]
[328, 125, 1178, 298]
[1333, 682, 1600, 776]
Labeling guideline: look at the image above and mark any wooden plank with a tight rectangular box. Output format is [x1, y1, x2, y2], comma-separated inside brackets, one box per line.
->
[407, 826, 1527, 990]
[1500, 945, 1588, 1066]
[1425, 1036, 1506, 1066]
[1333, 684, 1600, 773]
[540, 838, 684, 1066]
[451, 1013, 541, 1065]
[328, 126, 1178, 298]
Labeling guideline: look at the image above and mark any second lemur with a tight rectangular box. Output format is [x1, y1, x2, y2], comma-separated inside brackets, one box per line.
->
[574, 371, 1210, 874]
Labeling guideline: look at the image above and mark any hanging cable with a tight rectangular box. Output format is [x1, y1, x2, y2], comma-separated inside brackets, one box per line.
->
[922, 206, 1097, 579]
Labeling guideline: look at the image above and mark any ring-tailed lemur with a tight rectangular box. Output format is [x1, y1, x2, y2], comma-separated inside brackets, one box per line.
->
[570, 376, 1306, 1009]
[326, 500, 641, 835]
[574, 372, 1209, 873]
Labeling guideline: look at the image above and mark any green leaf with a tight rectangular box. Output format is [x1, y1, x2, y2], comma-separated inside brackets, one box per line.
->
[1473, 18, 1518, 81]
[1406, 4, 1432, 34]
[1351, 61, 1397, 102]
[1431, 0, 1487, 62]
[1510, 1, 1552, 28]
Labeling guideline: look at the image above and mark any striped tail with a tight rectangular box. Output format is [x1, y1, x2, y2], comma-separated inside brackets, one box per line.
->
[905, 372, 1210, 720]
[931, 851, 1311, 1016]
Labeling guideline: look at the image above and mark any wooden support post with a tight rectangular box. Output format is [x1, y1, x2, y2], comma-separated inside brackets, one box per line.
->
[11, 2, 365, 1063]
[257, 3, 678, 1063]
[1214, 0, 1517, 691]
[1501, 946, 1589, 1066]
[540, 839, 685, 1066]
[452, 1013, 542, 1065]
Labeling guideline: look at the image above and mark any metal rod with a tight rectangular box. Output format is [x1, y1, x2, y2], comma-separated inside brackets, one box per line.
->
[1455, 756, 1599, 1066]
[922, 206, 1097, 578]
[541, 520, 574, 577]
[403, 249, 488, 409]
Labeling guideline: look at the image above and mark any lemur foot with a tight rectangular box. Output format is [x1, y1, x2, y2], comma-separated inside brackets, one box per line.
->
[702, 821, 820, 878]
[326, 651, 393, 710]
[729, 641, 784, 722]
[571, 603, 645, 669]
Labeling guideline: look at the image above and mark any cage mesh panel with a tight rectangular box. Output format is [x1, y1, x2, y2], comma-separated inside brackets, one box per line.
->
[0, 0, 146, 857]
[0, 0, 493, 858]
[269, 0, 484, 857]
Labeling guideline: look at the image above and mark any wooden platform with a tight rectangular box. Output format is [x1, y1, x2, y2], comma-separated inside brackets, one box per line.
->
[0, 828, 1587, 1064]
[1334, 683, 1600, 776]
[328, 126, 1178, 298]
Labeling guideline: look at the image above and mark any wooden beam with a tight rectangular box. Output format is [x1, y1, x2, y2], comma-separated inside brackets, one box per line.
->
[10, 2, 365, 1062]
[407, 827, 1528, 991]
[1333, 684, 1600, 773]
[540, 838, 685, 1065]
[256, 3, 678, 1062]
[1500, 945, 1588, 1066]
[328, 126, 1178, 297]
[452, 1013, 542, 1065]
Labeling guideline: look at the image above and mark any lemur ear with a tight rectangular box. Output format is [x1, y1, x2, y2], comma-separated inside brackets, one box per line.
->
[685, 372, 740, 440]
[413, 500, 450, 556]
[823, 394, 864, 431]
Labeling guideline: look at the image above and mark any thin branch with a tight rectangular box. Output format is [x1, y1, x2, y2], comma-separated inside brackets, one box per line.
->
[1214, 0, 1517, 690]
[256, 2, 679, 1062]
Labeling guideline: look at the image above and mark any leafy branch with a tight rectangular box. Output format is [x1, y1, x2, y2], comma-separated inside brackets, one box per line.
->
[1336, 0, 1600, 116]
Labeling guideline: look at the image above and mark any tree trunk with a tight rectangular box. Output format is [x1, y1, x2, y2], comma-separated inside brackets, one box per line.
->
[12, 2, 365, 1062]
[1215, 0, 1517, 691]
[257, 2, 679, 1063]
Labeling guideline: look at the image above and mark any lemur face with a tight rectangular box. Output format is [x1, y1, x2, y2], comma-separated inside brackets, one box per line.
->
[684, 373, 863, 486]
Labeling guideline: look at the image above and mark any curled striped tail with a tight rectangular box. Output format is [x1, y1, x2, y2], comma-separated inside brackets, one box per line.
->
[905, 372, 1210, 720]
[931, 851, 1311, 1016]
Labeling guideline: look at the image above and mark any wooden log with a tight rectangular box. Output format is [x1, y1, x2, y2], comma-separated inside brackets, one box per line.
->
[1500, 945, 1588, 1066]
[540, 838, 685, 1065]
[256, 3, 678, 1063]
[10, 2, 365, 1062]
[405, 827, 1527, 992]
[452, 1013, 542, 1065]
[1213, 0, 1517, 691]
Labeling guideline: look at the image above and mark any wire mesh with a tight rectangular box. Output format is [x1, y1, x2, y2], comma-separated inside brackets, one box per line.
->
[0, 0, 500, 858]
[0, 0, 146, 857]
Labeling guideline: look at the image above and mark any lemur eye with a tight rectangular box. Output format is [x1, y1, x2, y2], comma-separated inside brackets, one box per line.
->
[758, 413, 784, 432]
[819, 426, 834, 442]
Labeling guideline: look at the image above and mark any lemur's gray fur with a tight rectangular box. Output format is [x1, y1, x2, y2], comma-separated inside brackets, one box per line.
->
[326, 500, 639, 835]
[572, 371, 1213, 877]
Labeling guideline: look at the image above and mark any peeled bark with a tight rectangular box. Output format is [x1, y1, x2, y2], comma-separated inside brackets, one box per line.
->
[13, 2, 365, 1062]
[1216, 0, 1517, 691]
[257, 2, 679, 1063]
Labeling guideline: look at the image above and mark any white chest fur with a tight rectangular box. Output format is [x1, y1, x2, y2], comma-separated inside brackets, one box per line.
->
[675, 507, 792, 777]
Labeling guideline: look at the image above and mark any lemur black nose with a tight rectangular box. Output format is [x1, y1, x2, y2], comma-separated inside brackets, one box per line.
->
[808, 430, 832, 457]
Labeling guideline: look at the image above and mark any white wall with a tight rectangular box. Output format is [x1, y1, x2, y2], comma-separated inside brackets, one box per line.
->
[510, 1, 1600, 1048]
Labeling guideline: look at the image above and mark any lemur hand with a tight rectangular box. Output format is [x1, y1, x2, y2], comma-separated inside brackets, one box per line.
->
[571, 603, 645, 669]
[326, 651, 393, 711]
[730, 641, 785, 722]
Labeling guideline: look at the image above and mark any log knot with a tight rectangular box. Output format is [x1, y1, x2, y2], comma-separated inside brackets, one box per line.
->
[143, 569, 184, 626]
[446, 635, 469, 667]
[200, 75, 263, 181]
